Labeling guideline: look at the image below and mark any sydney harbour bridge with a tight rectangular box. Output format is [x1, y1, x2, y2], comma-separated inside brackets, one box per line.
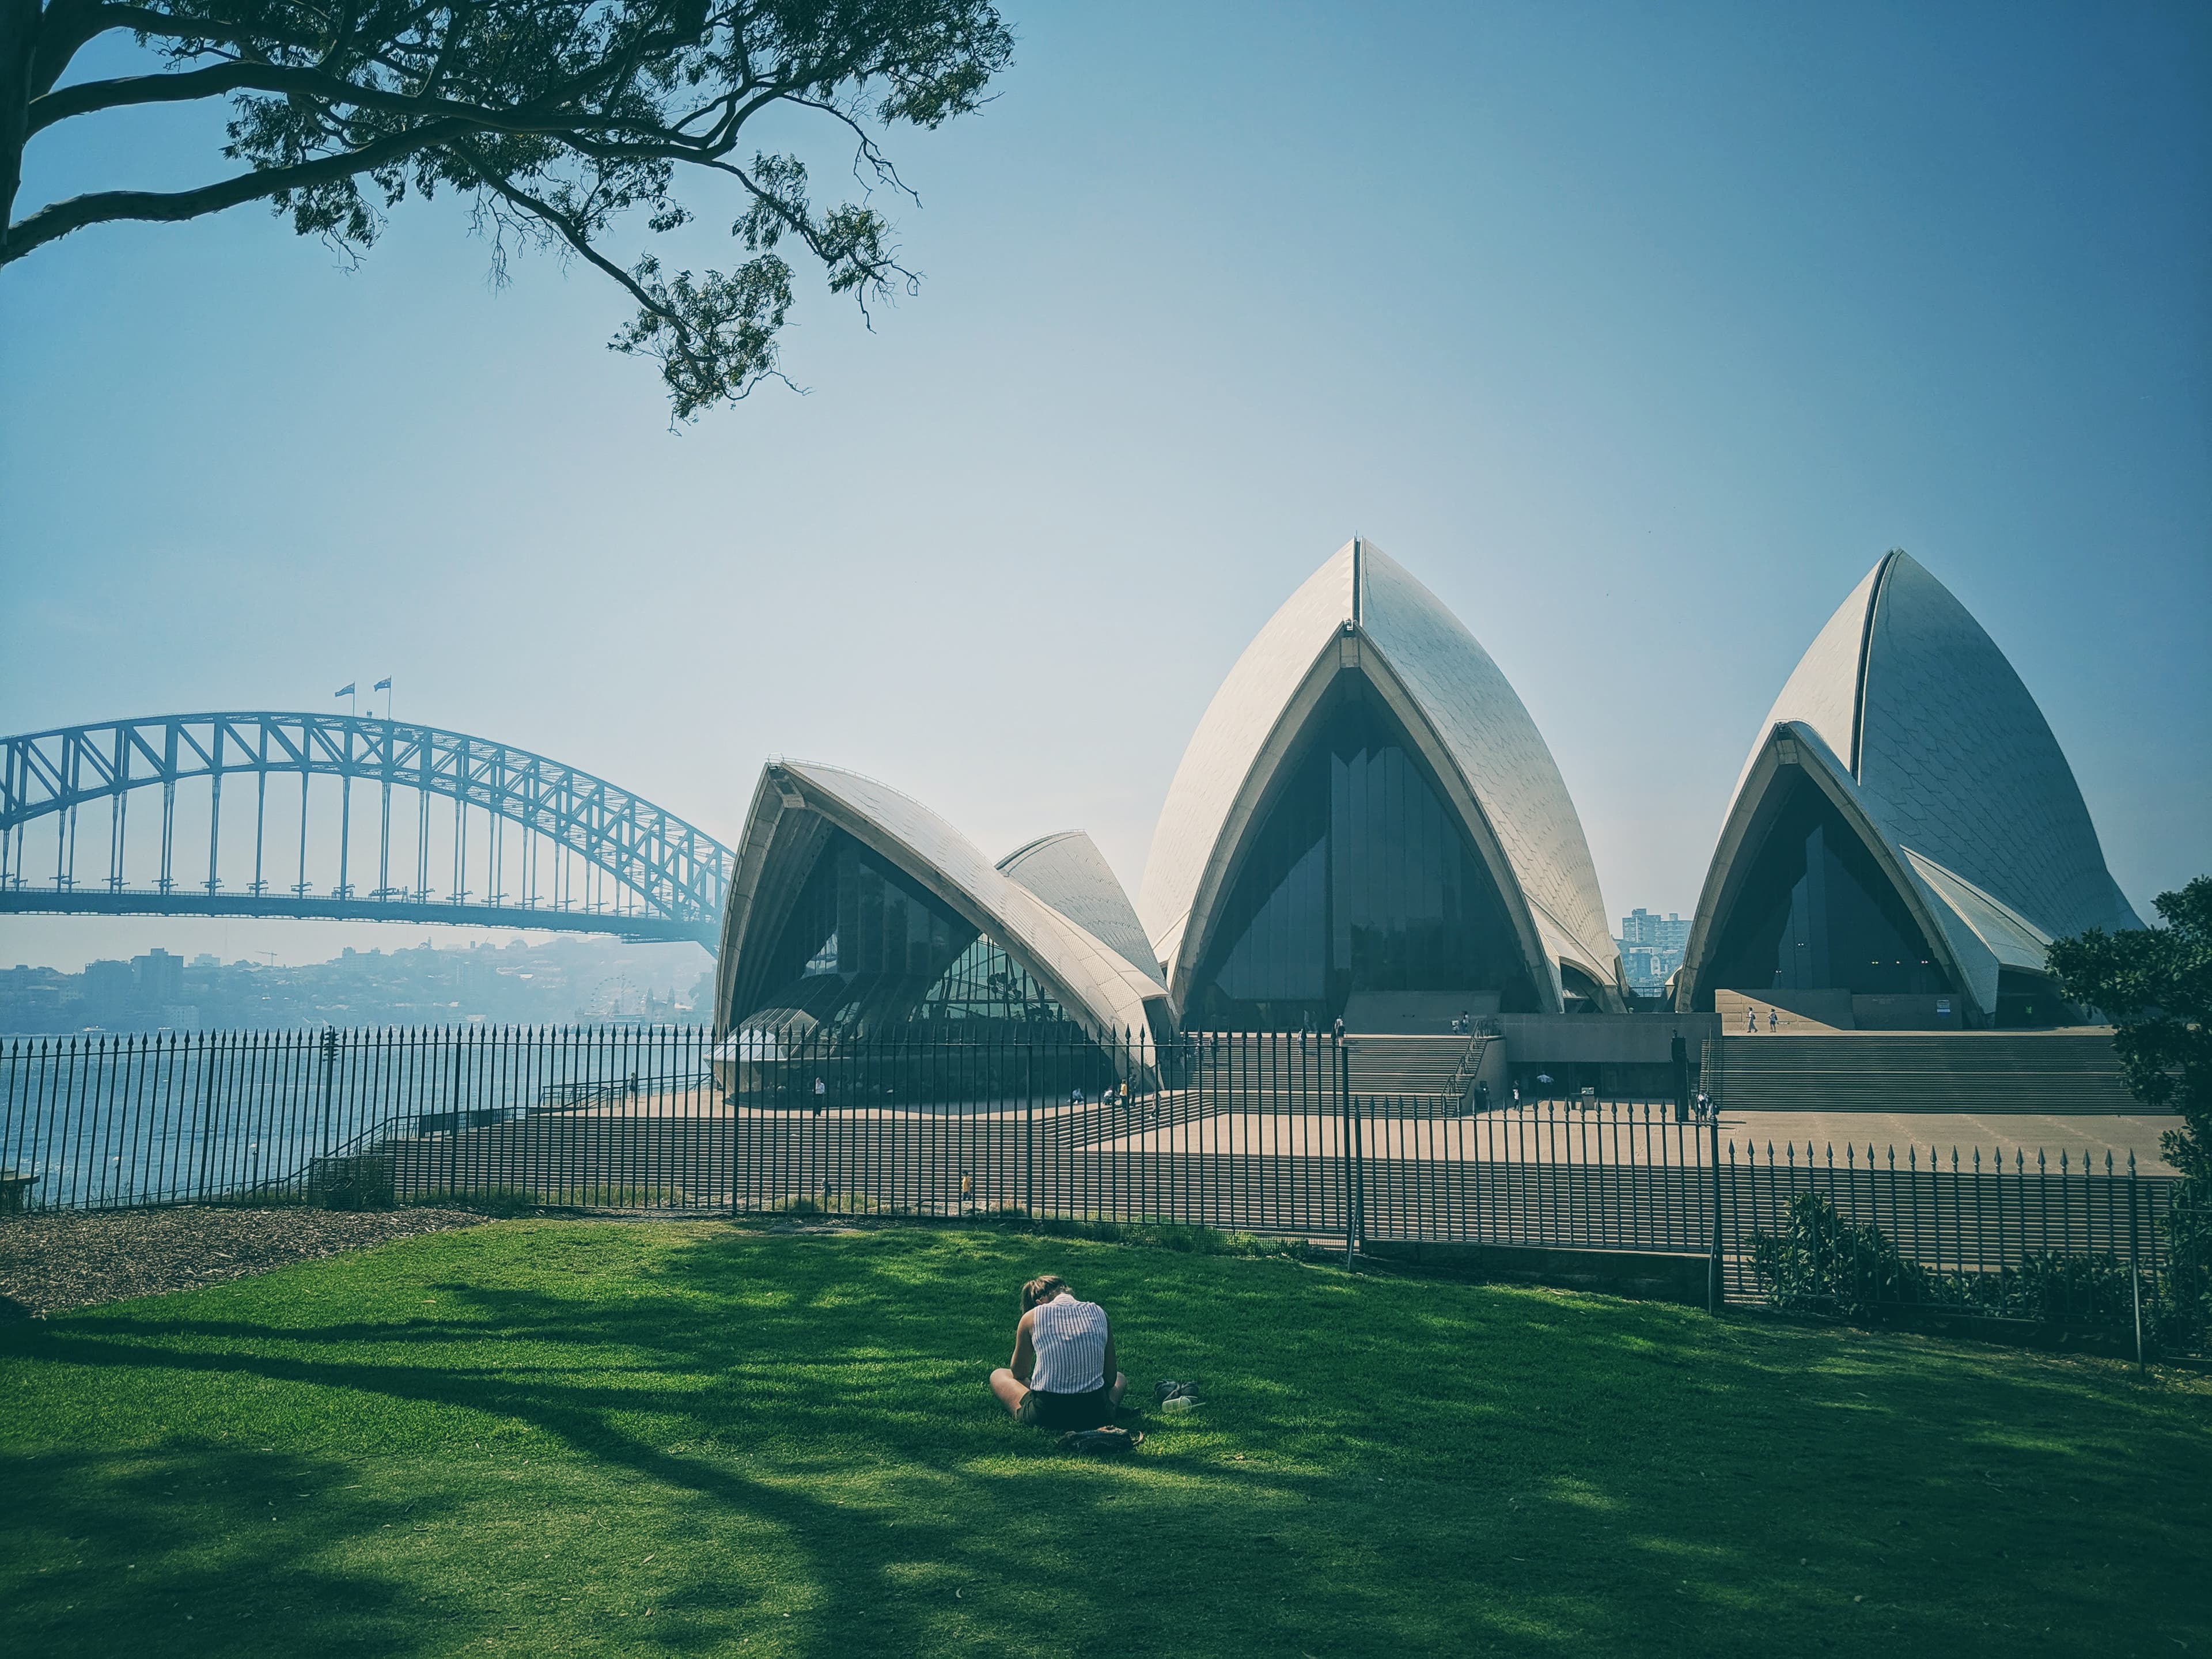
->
[0, 713, 733, 949]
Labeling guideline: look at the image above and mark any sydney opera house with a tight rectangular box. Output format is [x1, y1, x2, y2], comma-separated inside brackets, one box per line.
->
[713, 539, 2139, 1055]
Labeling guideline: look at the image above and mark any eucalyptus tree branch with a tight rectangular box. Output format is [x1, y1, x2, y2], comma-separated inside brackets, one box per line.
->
[1, 0, 1013, 419]
[5, 118, 459, 258]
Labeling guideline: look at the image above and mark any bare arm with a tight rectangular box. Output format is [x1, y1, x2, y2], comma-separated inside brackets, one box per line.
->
[1009, 1310, 1037, 1385]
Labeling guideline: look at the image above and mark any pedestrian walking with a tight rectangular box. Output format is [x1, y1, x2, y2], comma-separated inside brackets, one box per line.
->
[1745, 1004, 1758, 1033]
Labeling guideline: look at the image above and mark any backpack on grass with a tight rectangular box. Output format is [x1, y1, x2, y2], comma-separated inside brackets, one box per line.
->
[1055, 1426, 1143, 1455]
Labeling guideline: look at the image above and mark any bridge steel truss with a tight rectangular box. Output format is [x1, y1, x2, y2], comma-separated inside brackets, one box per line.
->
[0, 713, 733, 947]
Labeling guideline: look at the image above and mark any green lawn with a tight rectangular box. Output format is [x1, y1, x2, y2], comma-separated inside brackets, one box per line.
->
[2, 1221, 2207, 1658]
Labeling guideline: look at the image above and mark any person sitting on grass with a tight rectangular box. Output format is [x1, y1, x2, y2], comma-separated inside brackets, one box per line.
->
[988, 1275, 1127, 1431]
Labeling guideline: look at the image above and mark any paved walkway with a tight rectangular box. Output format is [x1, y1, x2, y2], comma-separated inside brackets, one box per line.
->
[1717, 1109, 2177, 1173]
[1081, 1105, 2180, 1173]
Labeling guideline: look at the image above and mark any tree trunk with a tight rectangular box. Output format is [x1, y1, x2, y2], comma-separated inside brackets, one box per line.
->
[0, 0, 37, 259]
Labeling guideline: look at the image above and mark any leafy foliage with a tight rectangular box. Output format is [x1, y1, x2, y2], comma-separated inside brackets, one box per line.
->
[2, 0, 1013, 417]
[2048, 877, 2212, 1344]
[2047, 876, 2212, 1179]
[1749, 1191, 2174, 1342]
[1749, 1191, 1926, 1320]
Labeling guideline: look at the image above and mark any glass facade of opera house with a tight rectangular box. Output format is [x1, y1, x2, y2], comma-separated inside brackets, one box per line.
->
[743, 830, 1078, 1035]
[1187, 681, 1547, 1030]
[1699, 774, 1949, 1001]
[1693, 776, 2081, 1027]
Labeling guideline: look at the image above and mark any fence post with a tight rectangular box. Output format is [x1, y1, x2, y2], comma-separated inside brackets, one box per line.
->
[2129, 1156, 2145, 1374]
[1339, 1035, 1357, 1270]
[1707, 1099, 1723, 1313]
[317, 1025, 338, 1185]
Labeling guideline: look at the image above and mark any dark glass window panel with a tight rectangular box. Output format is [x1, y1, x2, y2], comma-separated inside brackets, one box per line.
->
[1703, 774, 1952, 999]
[739, 827, 1086, 1035]
[1191, 680, 1539, 1029]
[1994, 969, 2079, 1029]
[917, 936, 1070, 1024]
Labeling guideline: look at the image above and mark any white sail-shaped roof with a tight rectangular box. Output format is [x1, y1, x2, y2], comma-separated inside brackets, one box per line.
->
[1681, 551, 2142, 1019]
[714, 760, 1165, 1047]
[1138, 537, 1622, 1012]
[998, 831, 1164, 988]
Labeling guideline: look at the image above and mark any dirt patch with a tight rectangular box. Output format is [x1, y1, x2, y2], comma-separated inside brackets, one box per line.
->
[0, 1206, 486, 1318]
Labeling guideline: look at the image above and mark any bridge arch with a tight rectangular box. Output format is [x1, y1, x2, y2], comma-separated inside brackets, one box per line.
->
[1, 713, 733, 946]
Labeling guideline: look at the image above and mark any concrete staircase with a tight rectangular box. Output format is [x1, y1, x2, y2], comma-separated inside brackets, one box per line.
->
[1714, 990, 1846, 1033]
[1349, 1034, 1493, 1108]
[1703, 1031, 2143, 1115]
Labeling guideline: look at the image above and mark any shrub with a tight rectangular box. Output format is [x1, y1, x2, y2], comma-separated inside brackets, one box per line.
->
[313, 1155, 396, 1212]
[2003, 1250, 2137, 1325]
[1753, 1192, 2176, 1343]
[1749, 1192, 1926, 1320]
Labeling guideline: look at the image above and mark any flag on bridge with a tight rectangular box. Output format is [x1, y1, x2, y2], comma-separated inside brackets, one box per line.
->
[372, 677, 392, 692]
[334, 682, 356, 698]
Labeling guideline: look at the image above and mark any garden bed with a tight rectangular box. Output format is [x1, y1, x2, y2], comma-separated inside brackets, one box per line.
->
[0, 1205, 482, 1317]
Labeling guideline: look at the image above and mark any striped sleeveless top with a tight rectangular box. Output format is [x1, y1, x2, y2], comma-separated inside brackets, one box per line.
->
[1029, 1293, 1109, 1394]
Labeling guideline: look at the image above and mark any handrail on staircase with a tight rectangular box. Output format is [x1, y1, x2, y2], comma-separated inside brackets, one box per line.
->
[1445, 1032, 1490, 1110]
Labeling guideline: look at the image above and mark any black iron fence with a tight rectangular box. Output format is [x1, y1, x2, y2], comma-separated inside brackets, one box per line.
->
[0, 1024, 2194, 1350]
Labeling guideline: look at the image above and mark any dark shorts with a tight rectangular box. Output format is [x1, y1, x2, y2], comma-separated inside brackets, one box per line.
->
[1017, 1385, 1114, 1430]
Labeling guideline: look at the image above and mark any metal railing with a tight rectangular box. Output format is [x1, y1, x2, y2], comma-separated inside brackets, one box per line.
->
[0, 1024, 2193, 1350]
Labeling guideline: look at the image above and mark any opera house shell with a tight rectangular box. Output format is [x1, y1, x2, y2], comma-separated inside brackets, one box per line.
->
[1673, 551, 2143, 1029]
[713, 759, 1169, 1046]
[1139, 538, 1626, 1026]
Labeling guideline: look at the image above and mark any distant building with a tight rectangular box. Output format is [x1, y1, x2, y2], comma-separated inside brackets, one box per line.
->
[1615, 910, 1690, 995]
[132, 948, 184, 1006]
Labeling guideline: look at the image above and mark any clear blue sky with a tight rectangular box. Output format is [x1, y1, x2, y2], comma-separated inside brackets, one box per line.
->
[3, 1, 2207, 971]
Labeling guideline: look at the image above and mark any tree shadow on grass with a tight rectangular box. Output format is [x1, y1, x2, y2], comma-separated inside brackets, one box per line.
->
[1, 1444, 454, 1659]
[5, 1223, 2209, 1656]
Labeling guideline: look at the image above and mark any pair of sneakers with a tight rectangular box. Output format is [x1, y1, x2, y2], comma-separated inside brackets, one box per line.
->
[1153, 1378, 1200, 1408]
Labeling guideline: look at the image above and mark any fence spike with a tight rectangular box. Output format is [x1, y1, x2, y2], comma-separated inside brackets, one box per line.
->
[1973, 1147, 1981, 1173]
[2104, 1150, 2113, 1175]
[2038, 1148, 2047, 1175]
[2128, 1149, 2138, 1175]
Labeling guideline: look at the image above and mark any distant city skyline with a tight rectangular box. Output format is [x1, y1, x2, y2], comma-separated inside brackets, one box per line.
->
[0, 934, 710, 1034]
[1616, 908, 1692, 997]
